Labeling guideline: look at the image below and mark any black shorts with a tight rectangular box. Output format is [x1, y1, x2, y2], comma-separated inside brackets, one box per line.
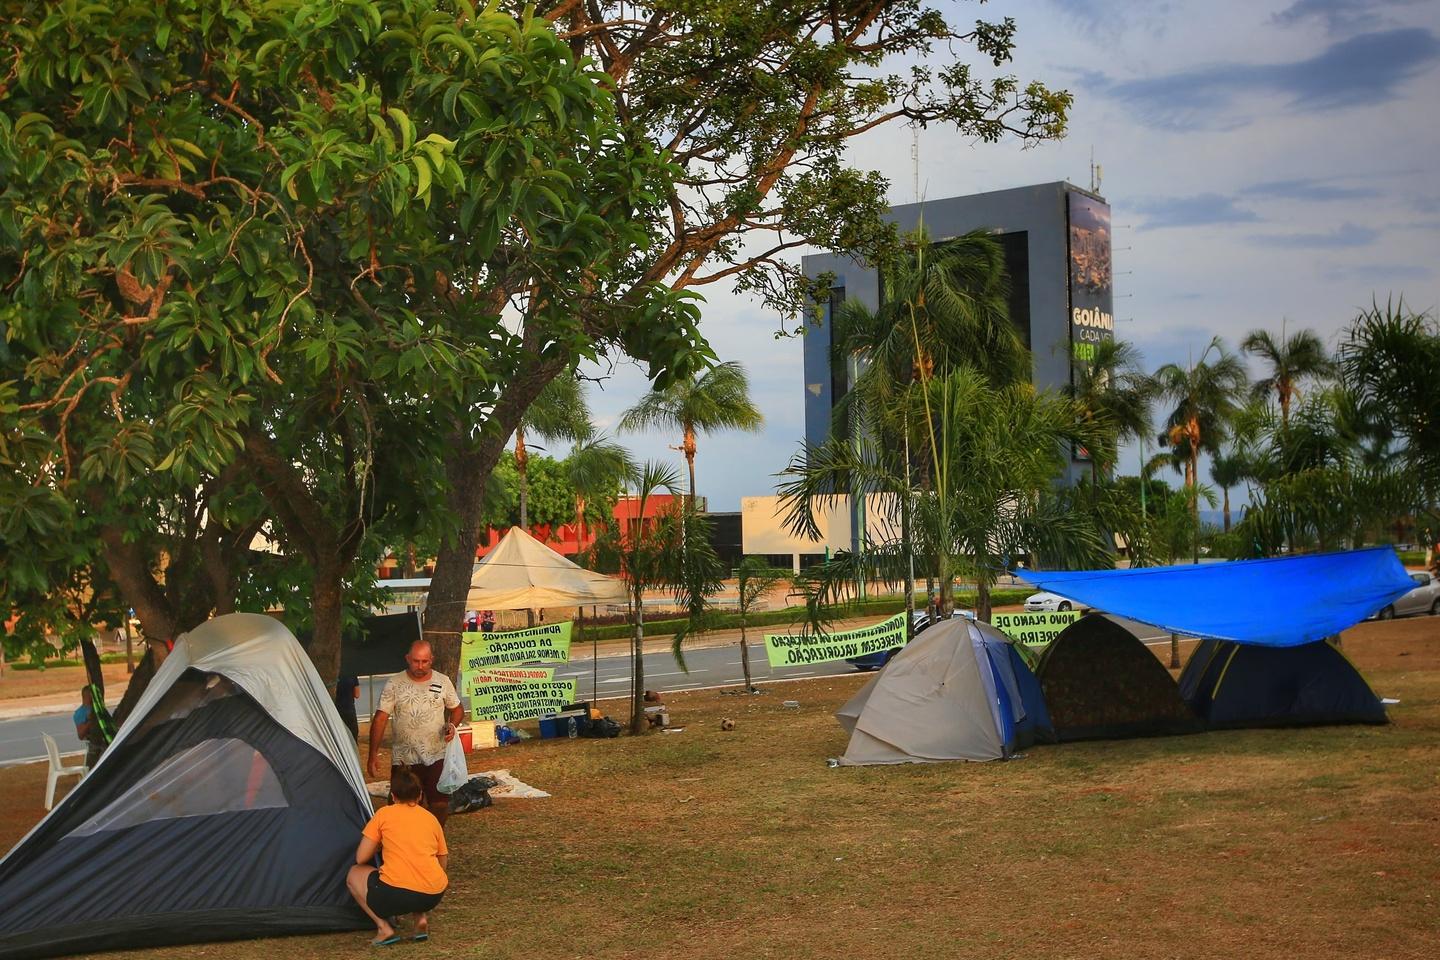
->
[391, 760, 445, 809]
[367, 870, 444, 917]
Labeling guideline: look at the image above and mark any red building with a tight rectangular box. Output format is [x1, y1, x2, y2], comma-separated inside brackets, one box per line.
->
[473, 493, 687, 560]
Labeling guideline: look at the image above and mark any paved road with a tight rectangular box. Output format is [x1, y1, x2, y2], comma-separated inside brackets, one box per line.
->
[1, 617, 1176, 766]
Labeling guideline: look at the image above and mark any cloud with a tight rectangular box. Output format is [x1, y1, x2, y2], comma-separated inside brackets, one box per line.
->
[1132, 194, 1262, 230]
[1272, 0, 1425, 35]
[1239, 178, 1382, 201]
[1325, 263, 1433, 281]
[1253, 222, 1378, 247]
[1093, 28, 1440, 129]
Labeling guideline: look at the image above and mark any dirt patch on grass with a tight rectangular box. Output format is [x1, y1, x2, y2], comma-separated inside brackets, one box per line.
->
[0, 620, 1436, 959]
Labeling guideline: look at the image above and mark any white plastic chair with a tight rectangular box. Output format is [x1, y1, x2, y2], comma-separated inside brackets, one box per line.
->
[43, 733, 87, 811]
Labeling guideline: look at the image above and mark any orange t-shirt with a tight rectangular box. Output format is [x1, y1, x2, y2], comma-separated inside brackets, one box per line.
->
[362, 803, 449, 895]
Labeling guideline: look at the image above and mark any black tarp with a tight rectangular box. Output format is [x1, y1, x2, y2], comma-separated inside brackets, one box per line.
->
[1179, 638, 1388, 728]
[337, 612, 421, 679]
[0, 671, 370, 959]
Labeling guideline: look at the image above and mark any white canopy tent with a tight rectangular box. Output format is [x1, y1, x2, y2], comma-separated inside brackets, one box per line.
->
[465, 526, 628, 611]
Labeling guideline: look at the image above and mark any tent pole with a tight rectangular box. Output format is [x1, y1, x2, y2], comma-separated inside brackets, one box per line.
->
[592, 605, 599, 703]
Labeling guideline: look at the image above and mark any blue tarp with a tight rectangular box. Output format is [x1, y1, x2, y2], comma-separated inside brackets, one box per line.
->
[1013, 547, 1417, 647]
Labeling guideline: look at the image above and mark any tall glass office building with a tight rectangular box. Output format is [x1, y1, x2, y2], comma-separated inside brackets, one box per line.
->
[800, 181, 1115, 487]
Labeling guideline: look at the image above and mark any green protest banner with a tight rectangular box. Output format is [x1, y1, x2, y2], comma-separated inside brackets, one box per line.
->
[467, 670, 578, 723]
[990, 610, 1079, 648]
[459, 621, 573, 671]
[764, 613, 907, 668]
[460, 666, 556, 700]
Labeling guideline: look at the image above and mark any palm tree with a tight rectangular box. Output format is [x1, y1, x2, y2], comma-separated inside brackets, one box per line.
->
[1209, 453, 1245, 533]
[829, 228, 1025, 620]
[1340, 297, 1440, 498]
[832, 228, 1026, 418]
[733, 557, 789, 692]
[586, 461, 723, 733]
[1066, 338, 1152, 482]
[779, 368, 1112, 624]
[564, 431, 633, 544]
[1241, 326, 1335, 431]
[1152, 337, 1249, 533]
[619, 361, 763, 505]
[515, 374, 590, 529]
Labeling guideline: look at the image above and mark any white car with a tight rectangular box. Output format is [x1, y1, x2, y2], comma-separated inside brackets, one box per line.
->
[1372, 571, 1440, 620]
[1024, 591, 1082, 613]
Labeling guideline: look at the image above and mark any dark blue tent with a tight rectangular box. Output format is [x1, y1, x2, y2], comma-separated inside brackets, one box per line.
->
[1180, 638, 1387, 728]
[1014, 547, 1415, 647]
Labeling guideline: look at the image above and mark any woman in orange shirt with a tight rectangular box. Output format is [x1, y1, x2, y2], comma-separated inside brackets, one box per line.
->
[346, 768, 449, 945]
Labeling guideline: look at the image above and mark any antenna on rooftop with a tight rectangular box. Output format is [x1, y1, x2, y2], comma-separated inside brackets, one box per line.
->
[911, 127, 920, 204]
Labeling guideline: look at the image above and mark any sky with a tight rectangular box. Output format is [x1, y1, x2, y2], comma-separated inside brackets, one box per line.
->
[577, 0, 1440, 512]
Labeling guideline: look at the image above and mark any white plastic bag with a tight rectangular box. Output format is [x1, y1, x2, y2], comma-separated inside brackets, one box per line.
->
[436, 733, 468, 795]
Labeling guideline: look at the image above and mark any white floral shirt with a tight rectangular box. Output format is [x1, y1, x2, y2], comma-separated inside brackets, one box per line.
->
[377, 671, 460, 765]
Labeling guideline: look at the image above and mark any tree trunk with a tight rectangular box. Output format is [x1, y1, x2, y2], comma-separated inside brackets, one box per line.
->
[936, 554, 954, 618]
[629, 588, 647, 734]
[683, 423, 697, 506]
[308, 557, 347, 688]
[977, 578, 992, 624]
[422, 358, 568, 678]
[739, 620, 753, 691]
[1169, 632, 1180, 669]
[1223, 488, 1231, 533]
[516, 427, 529, 530]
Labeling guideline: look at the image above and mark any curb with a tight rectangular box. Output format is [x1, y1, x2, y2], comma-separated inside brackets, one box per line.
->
[0, 698, 122, 722]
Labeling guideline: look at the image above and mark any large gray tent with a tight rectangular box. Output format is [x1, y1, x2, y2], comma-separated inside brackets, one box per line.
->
[836, 618, 1046, 765]
[0, 614, 373, 959]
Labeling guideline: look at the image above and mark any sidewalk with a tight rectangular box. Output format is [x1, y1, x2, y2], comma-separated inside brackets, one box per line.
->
[0, 692, 123, 722]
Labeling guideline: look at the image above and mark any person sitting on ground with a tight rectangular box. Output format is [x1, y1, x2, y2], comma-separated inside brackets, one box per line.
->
[346, 768, 449, 946]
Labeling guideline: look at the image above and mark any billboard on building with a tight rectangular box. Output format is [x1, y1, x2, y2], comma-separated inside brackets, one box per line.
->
[1067, 192, 1115, 461]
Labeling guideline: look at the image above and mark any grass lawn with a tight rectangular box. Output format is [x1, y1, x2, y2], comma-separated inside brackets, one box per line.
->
[0, 619, 1436, 959]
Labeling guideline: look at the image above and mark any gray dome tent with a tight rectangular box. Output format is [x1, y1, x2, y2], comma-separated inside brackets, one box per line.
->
[836, 618, 1050, 764]
[0, 614, 373, 959]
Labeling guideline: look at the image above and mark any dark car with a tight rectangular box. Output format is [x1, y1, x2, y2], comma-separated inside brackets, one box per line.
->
[846, 608, 976, 671]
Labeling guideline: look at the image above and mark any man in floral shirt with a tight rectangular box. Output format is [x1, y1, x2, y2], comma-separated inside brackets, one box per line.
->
[367, 640, 463, 824]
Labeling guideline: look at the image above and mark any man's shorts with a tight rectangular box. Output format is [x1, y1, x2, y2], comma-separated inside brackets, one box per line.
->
[391, 760, 446, 809]
[367, 870, 444, 917]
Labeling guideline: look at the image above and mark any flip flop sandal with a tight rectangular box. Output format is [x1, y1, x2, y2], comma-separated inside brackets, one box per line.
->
[371, 934, 406, 947]
[412, 933, 429, 942]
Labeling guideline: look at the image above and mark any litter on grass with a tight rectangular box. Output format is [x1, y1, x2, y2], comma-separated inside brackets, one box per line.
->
[367, 768, 549, 803]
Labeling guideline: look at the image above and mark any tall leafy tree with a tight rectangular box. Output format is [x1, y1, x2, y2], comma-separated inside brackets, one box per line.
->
[619, 361, 763, 504]
[1241, 326, 1335, 430]
[419, 0, 1073, 673]
[0, 1, 703, 686]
